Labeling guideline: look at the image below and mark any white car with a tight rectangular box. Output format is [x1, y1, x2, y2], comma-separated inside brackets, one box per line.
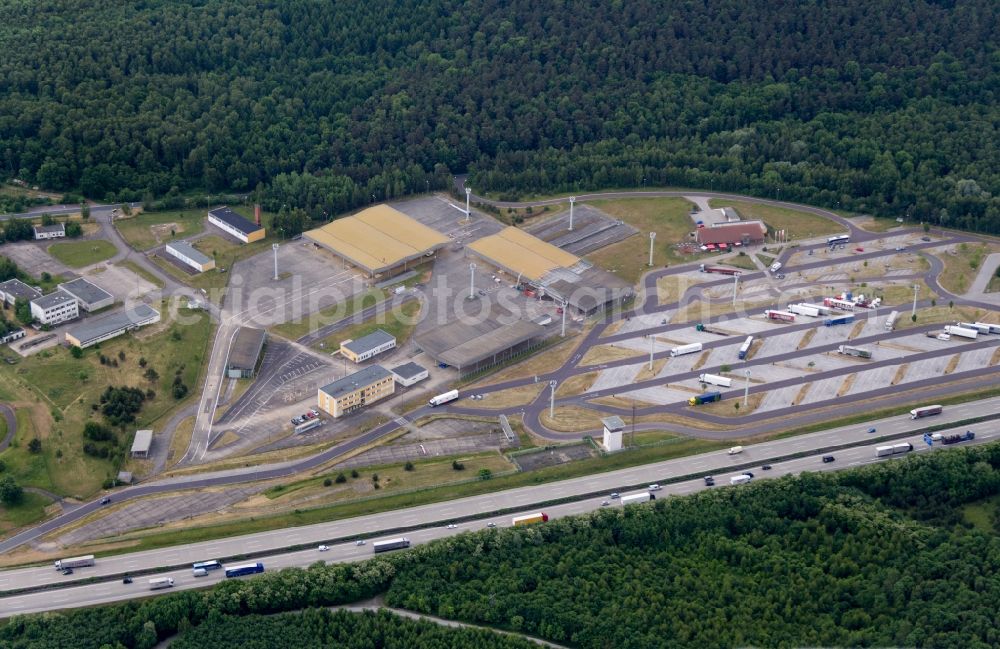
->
[447, 524, 458, 529]
[317, 545, 329, 552]
[355, 540, 365, 546]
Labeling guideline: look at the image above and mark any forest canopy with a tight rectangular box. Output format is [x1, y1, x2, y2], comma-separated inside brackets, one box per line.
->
[0, 0, 997, 231]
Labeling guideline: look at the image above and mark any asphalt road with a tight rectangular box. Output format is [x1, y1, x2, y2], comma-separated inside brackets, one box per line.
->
[2, 416, 995, 617]
[0, 404, 16, 453]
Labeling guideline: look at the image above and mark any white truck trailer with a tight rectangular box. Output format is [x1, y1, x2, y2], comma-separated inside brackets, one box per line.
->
[698, 373, 732, 388]
[149, 577, 175, 590]
[788, 304, 820, 317]
[670, 342, 702, 357]
[943, 325, 978, 340]
[54, 555, 95, 570]
[620, 492, 655, 506]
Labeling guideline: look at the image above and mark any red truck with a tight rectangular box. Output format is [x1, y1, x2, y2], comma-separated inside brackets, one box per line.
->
[699, 264, 742, 276]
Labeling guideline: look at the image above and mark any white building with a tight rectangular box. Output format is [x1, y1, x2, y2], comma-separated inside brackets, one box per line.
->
[340, 329, 397, 364]
[389, 362, 428, 387]
[0, 279, 42, 305]
[33, 223, 66, 240]
[30, 292, 79, 325]
[165, 241, 215, 273]
[57, 278, 114, 312]
[601, 416, 624, 452]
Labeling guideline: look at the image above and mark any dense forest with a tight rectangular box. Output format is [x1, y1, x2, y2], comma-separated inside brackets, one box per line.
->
[0, 1, 997, 231]
[3, 442, 1000, 649]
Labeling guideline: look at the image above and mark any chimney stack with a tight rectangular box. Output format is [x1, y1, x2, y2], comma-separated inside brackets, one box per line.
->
[254, 204, 261, 226]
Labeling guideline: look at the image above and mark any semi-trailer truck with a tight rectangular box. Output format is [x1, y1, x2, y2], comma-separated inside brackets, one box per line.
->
[730, 474, 752, 485]
[689, 391, 721, 405]
[54, 555, 95, 570]
[837, 345, 872, 359]
[788, 304, 820, 317]
[512, 512, 549, 526]
[670, 342, 702, 357]
[974, 322, 1000, 334]
[373, 537, 411, 553]
[149, 577, 175, 590]
[699, 265, 742, 276]
[824, 315, 855, 326]
[885, 310, 899, 330]
[942, 431, 975, 445]
[910, 405, 943, 419]
[738, 336, 754, 360]
[943, 325, 978, 340]
[764, 310, 796, 322]
[428, 390, 459, 407]
[620, 492, 655, 506]
[695, 323, 728, 336]
[699, 373, 732, 387]
[957, 322, 991, 334]
[876, 443, 913, 457]
[823, 297, 857, 311]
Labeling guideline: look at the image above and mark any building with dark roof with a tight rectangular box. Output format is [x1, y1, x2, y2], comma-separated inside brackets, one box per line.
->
[340, 329, 396, 363]
[30, 292, 78, 325]
[33, 223, 65, 240]
[317, 364, 394, 418]
[226, 327, 267, 378]
[389, 362, 428, 386]
[0, 279, 42, 305]
[64, 303, 160, 349]
[696, 220, 767, 246]
[415, 314, 546, 375]
[207, 206, 265, 243]
[57, 278, 114, 312]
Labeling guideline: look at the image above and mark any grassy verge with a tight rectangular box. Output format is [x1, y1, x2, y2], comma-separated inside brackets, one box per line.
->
[270, 288, 387, 340]
[722, 252, 758, 271]
[47, 240, 117, 267]
[989, 272, 1000, 294]
[708, 199, 841, 240]
[585, 197, 696, 284]
[466, 333, 583, 387]
[116, 260, 165, 289]
[0, 491, 52, 535]
[114, 210, 206, 250]
[309, 299, 421, 351]
[857, 218, 904, 233]
[933, 242, 995, 294]
[469, 384, 545, 410]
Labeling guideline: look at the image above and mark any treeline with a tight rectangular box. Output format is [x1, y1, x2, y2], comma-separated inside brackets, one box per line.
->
[0, 1, 997, 230]
[4, 442, 1000, 648]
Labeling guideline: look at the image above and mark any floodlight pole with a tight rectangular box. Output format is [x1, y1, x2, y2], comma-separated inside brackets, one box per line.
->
[549, 380, 557, 419]
[469, 263, 477, 299]
[272, 243, 279, 280]
[648, 334, 654, 370]
[560, 299, 568, 337]
[569, 196, 576, 231]
[744, 369, 751, 407]
[648, 232, 656, 266]
[912, 284, 919, 317]
[733, 273, 739, 309]
[465, 187, 471, 223]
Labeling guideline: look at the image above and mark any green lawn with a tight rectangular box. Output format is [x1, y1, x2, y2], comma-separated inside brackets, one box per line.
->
[47, 240, 117, 268]
[708, 199, 842, 240]
[151, 234, 272, 300]
[115, 210, 206, 251]
[585, 197, 697, 285]
[0, 308, 213, 498]
[309, 299, 422, 351]
[721, 252, 758, 271]
[116, 260, 165, 289]
[0, 491, 52, 536]
[270, 288, 387, 340]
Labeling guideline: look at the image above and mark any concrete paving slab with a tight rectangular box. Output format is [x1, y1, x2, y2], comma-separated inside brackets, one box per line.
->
[798, 375, 847, 405]
[588, 362, 646, 393]
[845, 364, 900, 396]
[954, 346, 999, 373]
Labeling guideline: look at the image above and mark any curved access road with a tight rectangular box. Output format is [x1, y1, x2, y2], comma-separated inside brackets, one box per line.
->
[0, 404, 16, 453]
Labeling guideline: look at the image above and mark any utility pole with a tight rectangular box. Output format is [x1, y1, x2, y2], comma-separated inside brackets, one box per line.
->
[465, 187, 471, 223]
[272, 244, 279, 280]
[744, 369, 752, 407]
[912, 284, 919, 317]
[469, 263, 477, 300]
[569, 196, 576, 231]
[549, 380, 557, 419]
[732, 273, 739, 309]
[648, 232, 656, 266]
[648, 334, 654, 370]
[560, 299, 568, 337]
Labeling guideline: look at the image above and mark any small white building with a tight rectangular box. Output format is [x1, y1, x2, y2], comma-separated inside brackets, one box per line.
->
[57, 278, 114, 312]
[340, 329, 397, 364]
[30, 291, 79, 326]
[33, 223, 66, 240]
[389, 362, 428, 387]
[0, 328, 25, 345]
[601, 416, 624, 452]
[165, 241, 215, 273]
[130, 429, 153, 458]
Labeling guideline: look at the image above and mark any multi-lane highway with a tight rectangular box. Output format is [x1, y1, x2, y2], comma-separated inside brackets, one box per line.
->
[2, 416, 994, 618]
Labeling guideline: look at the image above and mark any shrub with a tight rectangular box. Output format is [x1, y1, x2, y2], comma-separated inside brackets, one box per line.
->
[28, 438, 42, 453]
[335, 473, 347, 483]
[452, 460, 465, 471]
[404, 461, 414, 471]
[323, 478, 332, 487]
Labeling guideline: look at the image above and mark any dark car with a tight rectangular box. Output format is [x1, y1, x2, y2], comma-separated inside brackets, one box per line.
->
[775, 274, 786, 280]
[744, 471, 755, 478]
[100, 496, 110, 505]
[703, 476, 715, 486]
[822, 455, 835, 463]
[867, 427, 877, 434]
[61, 568, 74, 576]
[921, 236, 931, 242]
[761, 465, 772, 471]
[123, 575, 133, 584]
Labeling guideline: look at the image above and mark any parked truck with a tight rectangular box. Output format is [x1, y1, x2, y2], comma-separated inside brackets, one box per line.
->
[428, 390, 459, 407]
[689, 391, 721, 406]
[824, 315, 855, 327]
[149, 577, 175, 590]
[876, 442, 913, 457]
[837, 345, 872, 359]
[823, 297, 857, 311]
[764, 310, 796, 322]
[54, 555, 95, 570]
[942, 431, 975, 445]
[699, 373, 732, 387]
[695, 323, 728, 336]
[885, 310, 899, 331]
[699, 264, 742, 276]
[957, 322, 991, 334]
[373, 537, 411, 553]
[944, 325, 978, 340]
[620, 492, 655, 506]
[670, 342, 703, 357]
[512, 512, 549, 526]
[769, 262, 782, 273]
[801, 303, 833, 315]
[730, 474, 752, 485]
[788, 304, 820, 317]
[738, 336, 754, 360]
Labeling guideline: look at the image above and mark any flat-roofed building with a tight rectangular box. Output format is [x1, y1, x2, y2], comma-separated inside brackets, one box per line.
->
[65, 303, 160, 348]
[207, 206, 265, 243]
[415, 314, 546, 375]
[33, 223, 65, 240]
[0, 279, 41, 305]
[696, 220, 767, 246]
[166, 241, 216, 273]
[340, 329, 396, 363]
[304, 205, 449, 277]
[226, 327, 267, 378]
[317, 365, 394, 418]
[30, 292, 78, 325]
[389, 362, 428, 387]
[57, 278, 114, 312]
[0, 328, 25, 345]
[130, 429, 153, 458]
